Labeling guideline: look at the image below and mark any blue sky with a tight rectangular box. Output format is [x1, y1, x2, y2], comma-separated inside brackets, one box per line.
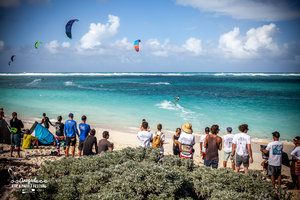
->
[0, 0, 299, 72]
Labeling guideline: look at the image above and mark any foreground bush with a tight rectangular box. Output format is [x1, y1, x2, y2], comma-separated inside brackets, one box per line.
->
[15, 147, 292, 200]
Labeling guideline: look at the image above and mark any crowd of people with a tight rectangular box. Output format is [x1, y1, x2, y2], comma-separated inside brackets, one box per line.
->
[0, 108, 299, 189]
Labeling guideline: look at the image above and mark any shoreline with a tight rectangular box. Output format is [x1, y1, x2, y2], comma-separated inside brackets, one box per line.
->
[8, 115, 296, 145]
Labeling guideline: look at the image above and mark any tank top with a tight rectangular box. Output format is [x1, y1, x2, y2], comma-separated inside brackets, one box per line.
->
[205, 135, 219, 161]
[173, 135, 179, 148]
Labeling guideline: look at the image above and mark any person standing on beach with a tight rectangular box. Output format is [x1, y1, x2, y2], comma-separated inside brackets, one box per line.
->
[260, 131, 283, 188]
[40, 113, 53, 130]
[140, 119, 150, 131]
[230, 124, 253, 174]
[204, 125, 222, 168]
[10, 112, 24, 158]
[290, 136, 300, 190]
[222, 127, 235, 170]
[98, 131, 114, 153]
[78, 115, 91, 157]
[54, 116, 65, 156]
[200, 127, 210, 161]
[173, 128, 181, 156]
[152, 123, 165, 154]
[137, 121, 153, 147]
[178, 122, 195, 159]
[64, 113, 79, 158]
[83, 129, 98, 156]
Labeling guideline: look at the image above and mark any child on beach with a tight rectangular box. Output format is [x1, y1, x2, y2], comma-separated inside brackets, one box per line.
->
[173, 128, 181, 156]
[54, 116, 65, 156]
[78, 115, 91, 157]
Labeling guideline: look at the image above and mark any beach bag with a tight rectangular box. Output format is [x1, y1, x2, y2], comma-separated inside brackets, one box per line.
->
[152, 132, 163, 148]
[181, 144, 193, 156]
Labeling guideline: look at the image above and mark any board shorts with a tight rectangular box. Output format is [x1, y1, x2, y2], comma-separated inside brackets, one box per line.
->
[78, 141, 85, 151]
[235, 154, 249, 168]
[223, 151, 235, 162]
[66, 137, 76, 146]
[204, 160, 218, 169]
[293, 160, 300, 176]
[11, 134, 21, 147]
[268, 165, 281, 176]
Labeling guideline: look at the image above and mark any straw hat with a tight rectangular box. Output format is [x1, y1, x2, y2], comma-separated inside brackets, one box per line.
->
[181, 122, 193, 134]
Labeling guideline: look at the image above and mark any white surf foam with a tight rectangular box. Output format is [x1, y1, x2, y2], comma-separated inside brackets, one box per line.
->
[26, 79, 41, 86]
[64, 81, 73, 86]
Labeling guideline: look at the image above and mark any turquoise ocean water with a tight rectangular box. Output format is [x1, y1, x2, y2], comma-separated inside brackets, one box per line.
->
[0, 72, 299, 141]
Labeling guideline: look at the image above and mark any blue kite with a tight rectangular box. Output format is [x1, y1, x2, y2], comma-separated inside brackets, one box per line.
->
[65, 19, 79, 39]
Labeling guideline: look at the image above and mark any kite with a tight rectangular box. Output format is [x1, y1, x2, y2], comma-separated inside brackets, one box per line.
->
[65, 19, 79, 39]
[11, 55, 16, 62]
[134, 40, 141, 52]
[35, 41, 41, 49]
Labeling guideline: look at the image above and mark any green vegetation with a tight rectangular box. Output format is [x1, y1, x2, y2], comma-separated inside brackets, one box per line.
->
[15, 147, 292, 200]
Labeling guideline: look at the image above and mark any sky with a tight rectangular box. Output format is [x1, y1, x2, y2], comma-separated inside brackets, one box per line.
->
[0, 0, 299, 72]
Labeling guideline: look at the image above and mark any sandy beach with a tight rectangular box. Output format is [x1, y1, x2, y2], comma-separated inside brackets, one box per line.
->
[1, 120, 300, 199]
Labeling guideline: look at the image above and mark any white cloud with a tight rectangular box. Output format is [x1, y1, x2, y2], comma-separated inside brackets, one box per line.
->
[80, 15, 120, 49]
[218, 24, 279, 59]
[113, 37, 131, 51]
[182, 37, 202, 55]
[61, 42, 70, 48]
[176, 0, 300, 21]
[0, 40, 4, 51]
[45, 40, 59, 54]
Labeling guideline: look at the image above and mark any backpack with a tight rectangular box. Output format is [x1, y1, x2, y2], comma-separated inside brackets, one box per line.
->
[152, 132, 163, 148]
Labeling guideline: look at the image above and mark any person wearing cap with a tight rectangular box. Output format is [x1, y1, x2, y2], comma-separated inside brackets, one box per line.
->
[78, 115, 91, 157]
[260, 131, 283, 188]
[290, 136, 300, 190]
[40, 113, 53, 130]
[64, 113, 79, 158]
[231, 124, 253, 174]
[178, 122, 195, 159]
[222, 127, 235, 170]
[204, 125, 222, 168]
[200, 127, 210, 161]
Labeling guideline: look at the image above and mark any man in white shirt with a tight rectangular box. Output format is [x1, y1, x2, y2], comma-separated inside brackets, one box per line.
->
[178, 122, 195, 159]
[200, 127, 209, 161]
[152, 123, 165, 153]
[230, 124, 253, 174]
[260, 131, 283, 188]
[223, 127, 235, 170]
[137, 122, 153, 147]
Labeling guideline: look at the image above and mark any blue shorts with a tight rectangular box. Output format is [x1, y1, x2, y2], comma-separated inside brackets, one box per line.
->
[204, 160, 218, 169]
[11, 134, 21, 147]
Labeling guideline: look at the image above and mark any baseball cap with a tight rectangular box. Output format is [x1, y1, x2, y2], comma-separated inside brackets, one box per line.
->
[272, 131, 280, 138]
[69, 113, 74, 118]
[227, 127, 232, 132]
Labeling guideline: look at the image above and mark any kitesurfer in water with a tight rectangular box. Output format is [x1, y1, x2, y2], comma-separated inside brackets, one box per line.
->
[173, 96, 180, 104]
